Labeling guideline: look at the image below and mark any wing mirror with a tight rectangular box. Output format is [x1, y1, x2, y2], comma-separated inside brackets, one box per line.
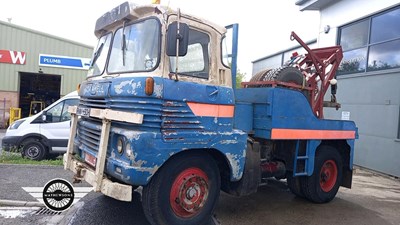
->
[41, 111, 52, 122]
[166, 21, 189, 56]
[41, 112, 47, 122]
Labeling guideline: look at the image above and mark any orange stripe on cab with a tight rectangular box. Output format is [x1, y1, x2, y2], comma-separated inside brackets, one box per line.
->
[187, 102, 234, 118]
[271, 128, 356, 140]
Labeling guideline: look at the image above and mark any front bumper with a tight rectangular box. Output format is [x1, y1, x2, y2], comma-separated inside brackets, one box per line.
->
[64, 106, 144, 202]
[63, 153, 133, 201]
[1, 135, 21, 152]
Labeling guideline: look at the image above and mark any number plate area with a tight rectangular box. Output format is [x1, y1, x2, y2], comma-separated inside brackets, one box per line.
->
[76, 107, 91, 117]
[84, 152, 97, 167]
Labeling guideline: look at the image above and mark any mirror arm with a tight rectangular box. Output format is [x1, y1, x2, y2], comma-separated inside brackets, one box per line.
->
[174, 8, 181, 81]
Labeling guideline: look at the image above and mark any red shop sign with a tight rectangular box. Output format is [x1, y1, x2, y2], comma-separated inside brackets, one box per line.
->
[0, 50, 26, 65]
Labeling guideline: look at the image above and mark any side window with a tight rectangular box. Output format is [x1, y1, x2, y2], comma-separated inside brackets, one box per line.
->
[170, 29, 210, 79]
[221, 36, 230, 67]
[61, 99, 80, 122]
[46, 102, 63, 123]
[46, 99, 79, 123]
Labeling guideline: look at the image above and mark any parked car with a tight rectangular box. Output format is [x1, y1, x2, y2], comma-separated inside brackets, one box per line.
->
[2, 91, 79, 160]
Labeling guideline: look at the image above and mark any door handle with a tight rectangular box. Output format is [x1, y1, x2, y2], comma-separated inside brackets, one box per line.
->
[206, 86, 218, 101]
[209, 89, 218, 96]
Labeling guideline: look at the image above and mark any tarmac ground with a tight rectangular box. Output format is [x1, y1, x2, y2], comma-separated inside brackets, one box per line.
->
[0, 163, 399, 225]
[0, 129, 399, 225]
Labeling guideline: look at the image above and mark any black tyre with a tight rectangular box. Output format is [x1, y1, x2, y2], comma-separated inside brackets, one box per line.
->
[286, 172, 304, 198]
[301, 146, 343, 203]
[250, 68, 272, 82]
[271, 67, 310, 99]
[272, 67, 304, 85]
[142, 152, 220, 225]
[250, 67, 304, 88]
[46, 153, 60, 160]
[22, 139, 47, 160]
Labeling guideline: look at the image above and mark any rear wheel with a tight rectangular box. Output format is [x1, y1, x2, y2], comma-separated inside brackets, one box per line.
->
[142, 152, 220, 225]
[301, 146, 343, 203]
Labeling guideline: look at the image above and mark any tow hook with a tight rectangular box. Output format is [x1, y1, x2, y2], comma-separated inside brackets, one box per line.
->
[73, 165, 85, 183]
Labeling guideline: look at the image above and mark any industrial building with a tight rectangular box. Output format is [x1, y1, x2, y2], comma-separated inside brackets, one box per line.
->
[252, 39, 317, 75]
[253, 0, 400, 177]
[0, 20, 92, 126]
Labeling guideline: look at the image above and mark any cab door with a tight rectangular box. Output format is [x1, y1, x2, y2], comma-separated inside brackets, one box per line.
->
[40, 98, 79, 152]
[162, 19, 235, 144]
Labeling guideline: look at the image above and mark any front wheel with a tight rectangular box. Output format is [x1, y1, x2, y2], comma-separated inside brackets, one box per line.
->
[22, 139, 47, 161]
[142, 152, 220, 225]
[301, 146, 343, 203]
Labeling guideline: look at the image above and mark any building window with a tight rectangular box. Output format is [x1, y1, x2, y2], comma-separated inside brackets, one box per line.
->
[338, 6, 400, 75]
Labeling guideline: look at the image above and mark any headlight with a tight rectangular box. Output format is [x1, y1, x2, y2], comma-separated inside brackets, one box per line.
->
[116, 137, 124, 154]
[9, 119, 25, 130]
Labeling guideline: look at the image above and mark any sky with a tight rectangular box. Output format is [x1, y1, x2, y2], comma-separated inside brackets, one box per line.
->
[0, 0, 320, 80]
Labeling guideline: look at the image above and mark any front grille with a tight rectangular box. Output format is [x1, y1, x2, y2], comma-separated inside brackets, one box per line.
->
[77, 119, 102, 153]
[76, 96, 206, 151]
[77, 96, 164, 153]
[80, 97, 107, 109]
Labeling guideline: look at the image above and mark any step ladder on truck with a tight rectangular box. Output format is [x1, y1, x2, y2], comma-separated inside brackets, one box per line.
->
[64, 2, 358, 225]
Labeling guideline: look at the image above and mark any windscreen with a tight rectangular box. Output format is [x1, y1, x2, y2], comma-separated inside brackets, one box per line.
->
[87, 33, 112, 77]
[108, 18, 160, 73]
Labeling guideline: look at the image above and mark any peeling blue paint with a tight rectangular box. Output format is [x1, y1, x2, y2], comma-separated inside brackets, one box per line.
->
[74, 77, 247, 186]
[225, 153, 242, 178]
[114, 80, 142, 95]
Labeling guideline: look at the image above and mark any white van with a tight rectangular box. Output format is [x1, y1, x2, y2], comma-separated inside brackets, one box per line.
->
[2, 91, 79, 160]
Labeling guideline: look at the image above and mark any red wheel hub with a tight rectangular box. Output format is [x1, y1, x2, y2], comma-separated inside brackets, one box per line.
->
[170, 167, 209, 218]
[319, 160, 338, 192]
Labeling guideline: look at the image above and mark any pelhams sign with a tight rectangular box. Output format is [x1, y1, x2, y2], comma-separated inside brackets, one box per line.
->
[0, 50, 26, 65]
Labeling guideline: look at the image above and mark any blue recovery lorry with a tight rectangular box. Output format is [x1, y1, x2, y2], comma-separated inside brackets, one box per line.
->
[64, 2, 358, 225]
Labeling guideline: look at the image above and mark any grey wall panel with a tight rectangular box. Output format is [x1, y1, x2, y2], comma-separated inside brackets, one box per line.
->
[252, 42, 318, 76]
[0, 21, 93, 95]
[326, 104, 399, 139]
[324, 72, 400, 177]
[252, 55, 282, 75]
[335, 73, 400, 106]
[355, 134, 400, 177]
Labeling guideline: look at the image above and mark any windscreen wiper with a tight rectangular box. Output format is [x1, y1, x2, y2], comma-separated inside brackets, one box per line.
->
[121, 20, 128, 66]
[91, 42, 104, 67]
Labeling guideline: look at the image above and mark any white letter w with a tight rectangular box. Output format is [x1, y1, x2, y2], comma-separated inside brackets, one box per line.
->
[9, 51, 26, 64]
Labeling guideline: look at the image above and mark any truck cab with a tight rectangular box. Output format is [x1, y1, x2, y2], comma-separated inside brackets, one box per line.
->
[65, 2, 247, 223]
[64, 2, 357, 225]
